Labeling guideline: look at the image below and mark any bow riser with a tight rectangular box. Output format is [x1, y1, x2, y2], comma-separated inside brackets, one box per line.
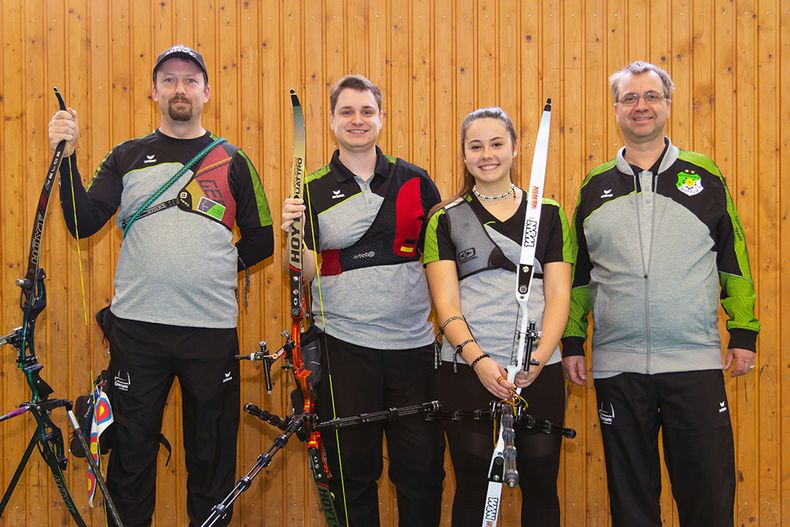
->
[289, 90, 306, 318]
[17, 89, 69, 366]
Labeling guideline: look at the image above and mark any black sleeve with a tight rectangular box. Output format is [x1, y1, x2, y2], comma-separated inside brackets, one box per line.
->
[540, 205, 566, 265]
[430, 211, 457, 262]
[237, 225, 274, 272]
[570, 201, 592, 289]
[229, 149, 274, 269]
[58, 153, 119, 238]
[561, 190, 593, 356]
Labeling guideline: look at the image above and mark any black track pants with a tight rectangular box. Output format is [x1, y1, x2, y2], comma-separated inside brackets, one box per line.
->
[317, 334, 446, 527]
[594, 370, 735, 527]
[105, 314, 240, 527]
[441, 362, 565, 527]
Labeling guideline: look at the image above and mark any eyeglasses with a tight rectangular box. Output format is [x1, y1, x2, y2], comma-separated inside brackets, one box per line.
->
[617, 91, 668, 106]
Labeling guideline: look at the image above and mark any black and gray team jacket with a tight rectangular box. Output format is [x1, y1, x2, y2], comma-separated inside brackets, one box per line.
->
[561, 138, 759, 379]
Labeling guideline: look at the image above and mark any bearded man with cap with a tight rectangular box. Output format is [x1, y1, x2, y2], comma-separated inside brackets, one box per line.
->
[48, 45, 274, 526]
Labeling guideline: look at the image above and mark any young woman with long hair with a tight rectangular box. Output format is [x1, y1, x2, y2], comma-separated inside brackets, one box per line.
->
[423, 107, 572, 526]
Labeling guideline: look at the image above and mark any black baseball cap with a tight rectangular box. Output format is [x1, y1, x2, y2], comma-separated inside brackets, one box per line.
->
[152, 45, 208, 83]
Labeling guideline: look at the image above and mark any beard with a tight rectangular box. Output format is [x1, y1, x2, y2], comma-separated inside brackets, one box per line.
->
[167, 98, 193, 121]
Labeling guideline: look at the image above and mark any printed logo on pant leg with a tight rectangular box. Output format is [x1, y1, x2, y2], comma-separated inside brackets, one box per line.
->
[719, 400, 728, 413]
[114, 371, 131, 392]
[223, 371, 233, 383]
[599, 402, 615, 425]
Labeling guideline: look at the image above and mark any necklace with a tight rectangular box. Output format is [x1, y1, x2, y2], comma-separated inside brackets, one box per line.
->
[472, 183, 516, 200]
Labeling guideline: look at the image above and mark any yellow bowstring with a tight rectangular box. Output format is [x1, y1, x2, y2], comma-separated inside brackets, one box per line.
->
[67, 149, 104, 520]
[66, 154, 89, 326]
[304, 176, 350, 526]
[493, 392, 529, 445]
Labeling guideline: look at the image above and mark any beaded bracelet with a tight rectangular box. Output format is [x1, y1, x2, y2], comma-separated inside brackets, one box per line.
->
[469, 353, 491, 370]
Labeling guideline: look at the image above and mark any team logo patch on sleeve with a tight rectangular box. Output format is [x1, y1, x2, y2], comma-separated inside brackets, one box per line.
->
[676, 170, 704, 196]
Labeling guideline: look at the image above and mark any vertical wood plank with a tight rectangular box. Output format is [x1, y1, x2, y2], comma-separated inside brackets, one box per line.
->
[304, 0, 326, 176]
[282, 1, 311, 525]
[367, 0, 387, 128]
[713, 0, 735, 178]
[711, 6, 738, 523]
[559, 3, 584, 523]
[668, 0, 693, 150]
[411, 0, 431, 172]
[755, 0, 780, 523]
[733, 2, 759, 525]
[589, 3, 617, 525]
[1, 1, 31, 524]
[236, 0, 266, 523]
[431, 0, 456, 200]
[497, 0, 519, 154]
[455, 0, 475, 121]
[0, 5, 7, 490]
[475, 0, 497, 105]
[779, 1, 790, 523]
[346, 0, 367, 77]
[648, 0, 672, 76]
[627, 0, 649, 59]
[258, 2, 287, 524]
[691, 0, 714, 153]
[518, 0, 539, 183]
[542, 0, 562, 193]
[388, 0, 410, 161]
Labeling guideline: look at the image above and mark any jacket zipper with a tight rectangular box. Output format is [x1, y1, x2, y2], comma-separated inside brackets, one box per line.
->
[633, 170, 656, 372]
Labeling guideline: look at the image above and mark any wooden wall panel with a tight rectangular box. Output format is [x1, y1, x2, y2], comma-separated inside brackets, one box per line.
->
[755, 0, 780, 522]
[2, 4, 32, 525]
[0, 1, 787, 525]
[779, 4, 790, 523]
[580, 4, 610, 525]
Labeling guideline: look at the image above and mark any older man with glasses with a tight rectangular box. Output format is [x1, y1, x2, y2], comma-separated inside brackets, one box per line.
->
[561, 61, 759, 527]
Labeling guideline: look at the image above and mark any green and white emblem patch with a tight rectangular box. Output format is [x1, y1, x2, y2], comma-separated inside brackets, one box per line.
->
[676, 170, 703, 196]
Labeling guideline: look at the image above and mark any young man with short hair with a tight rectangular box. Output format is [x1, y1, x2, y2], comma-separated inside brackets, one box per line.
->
[282, 75, 445, 527]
